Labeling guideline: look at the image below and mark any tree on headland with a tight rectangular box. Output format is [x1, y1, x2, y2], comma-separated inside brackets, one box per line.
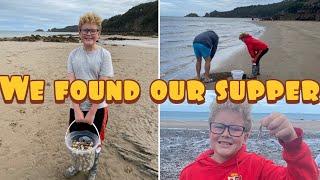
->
[185, 13, 199, 17]
[203, 0, 320, 21]
[101, 1, 158, 36]
[48, 25, 78, 32]
[47, 1, 158, 36]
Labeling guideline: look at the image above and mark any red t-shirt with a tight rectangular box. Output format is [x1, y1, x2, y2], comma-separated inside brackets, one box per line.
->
[180, 128, 318, 180]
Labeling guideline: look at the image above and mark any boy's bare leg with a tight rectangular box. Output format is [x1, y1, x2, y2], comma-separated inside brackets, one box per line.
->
[64, 165, 79, 178]
[88, 149, 101, 180]
[196, 57, 202, 80]
[251, 64, 258, 78]
[204, 56, 212, 80]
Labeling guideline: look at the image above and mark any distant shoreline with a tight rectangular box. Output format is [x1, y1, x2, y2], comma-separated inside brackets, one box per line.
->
[161, 16, 320, 21]
[0, 33, 158, 47]
[161, 119, 320, 132]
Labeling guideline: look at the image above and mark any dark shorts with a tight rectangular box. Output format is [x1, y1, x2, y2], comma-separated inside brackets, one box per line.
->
[69, 107, 109, 142]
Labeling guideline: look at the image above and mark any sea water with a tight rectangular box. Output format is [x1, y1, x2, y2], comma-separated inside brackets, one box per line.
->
[160, 16, 264, 80]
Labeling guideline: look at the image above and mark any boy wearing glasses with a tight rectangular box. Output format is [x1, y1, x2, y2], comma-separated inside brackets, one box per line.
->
[180, 101, 318, 180]
[65, 12, 114, 180]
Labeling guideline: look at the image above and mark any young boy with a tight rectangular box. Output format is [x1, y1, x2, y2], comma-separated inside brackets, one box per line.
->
[193, 31, 219, 83]
[65, 12, 114, 180]
[239, 33, 269, 79]
[180, 101, 318, 180]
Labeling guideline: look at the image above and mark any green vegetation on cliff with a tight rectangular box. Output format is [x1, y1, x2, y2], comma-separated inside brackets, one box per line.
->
[101, 1, 158, 35]
[204, 0, 320, 21]
[185, 13, 199, 17]
[48, 1, 158, 36]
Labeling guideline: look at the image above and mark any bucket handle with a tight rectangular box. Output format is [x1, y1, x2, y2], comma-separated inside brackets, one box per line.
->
[65, 120, 101, 146]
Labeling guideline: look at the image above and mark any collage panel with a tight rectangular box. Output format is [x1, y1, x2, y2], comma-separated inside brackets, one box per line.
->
[0, 1, 158, 180]
[160, 0, 320, 90]
[160, 0, 320, 180]
[160, 92, 320, 179]
[1, 0, 320, 179]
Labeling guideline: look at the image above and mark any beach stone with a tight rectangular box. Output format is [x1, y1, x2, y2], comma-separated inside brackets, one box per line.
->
[9, 122, 17, 127]
[124, 166, 133, 173]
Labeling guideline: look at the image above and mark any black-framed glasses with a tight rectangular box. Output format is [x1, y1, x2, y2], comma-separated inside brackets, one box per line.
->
[210, 122, 245, 137]
[80, 28, 99, 35]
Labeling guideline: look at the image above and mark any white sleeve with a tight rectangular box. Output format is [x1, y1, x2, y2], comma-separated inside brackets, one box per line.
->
[67, 50, 74, 74]
[100, 49, 114, 77]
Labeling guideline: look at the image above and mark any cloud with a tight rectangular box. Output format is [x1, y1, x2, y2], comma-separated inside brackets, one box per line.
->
[0, 0, 156, 31]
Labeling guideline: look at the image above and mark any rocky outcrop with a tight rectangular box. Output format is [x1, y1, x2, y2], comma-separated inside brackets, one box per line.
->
[185, 13, 199, 17]
[0, 34, 79, 43]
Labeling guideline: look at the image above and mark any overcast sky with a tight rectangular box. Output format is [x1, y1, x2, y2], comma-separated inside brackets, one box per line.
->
[0, 0, 155, 31]
[161, 0, 283, 17]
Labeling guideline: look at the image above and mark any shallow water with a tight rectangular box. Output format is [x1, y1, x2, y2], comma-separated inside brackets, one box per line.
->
[160, 17, 264, 80]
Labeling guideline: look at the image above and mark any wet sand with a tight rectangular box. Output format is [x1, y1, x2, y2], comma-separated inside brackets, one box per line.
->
[205, 21, 320, 90]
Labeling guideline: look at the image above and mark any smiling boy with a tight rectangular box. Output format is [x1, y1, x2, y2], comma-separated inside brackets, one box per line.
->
[65, 12, 114, 180]
[180, 101, 318, 180]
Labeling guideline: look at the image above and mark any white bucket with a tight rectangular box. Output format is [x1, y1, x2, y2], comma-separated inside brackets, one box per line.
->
[231, 70, 244, 80]
[65, 120, 101, 171]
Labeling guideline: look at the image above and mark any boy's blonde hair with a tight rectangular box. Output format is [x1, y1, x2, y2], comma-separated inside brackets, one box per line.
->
[209, 101, 252, 132]
[78, 12, 102, 31]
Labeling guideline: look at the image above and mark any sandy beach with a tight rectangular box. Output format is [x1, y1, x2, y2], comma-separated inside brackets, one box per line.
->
[0, 37, 158, 179]
[206, 21, 320, 90]
[160, 120, 320, 179]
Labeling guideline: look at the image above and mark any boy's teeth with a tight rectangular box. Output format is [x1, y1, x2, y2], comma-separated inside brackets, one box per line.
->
[219, 141, 231, 145]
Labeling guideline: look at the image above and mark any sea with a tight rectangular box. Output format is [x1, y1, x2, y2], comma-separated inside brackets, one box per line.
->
[161, 111, 320, 121]
[160, 16, 265, 80]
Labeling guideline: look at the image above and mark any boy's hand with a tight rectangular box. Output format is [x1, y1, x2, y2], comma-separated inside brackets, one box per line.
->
[260, 113, 298, 142]
[84, 111, 95, 125]
[74, 110, 85, 123]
